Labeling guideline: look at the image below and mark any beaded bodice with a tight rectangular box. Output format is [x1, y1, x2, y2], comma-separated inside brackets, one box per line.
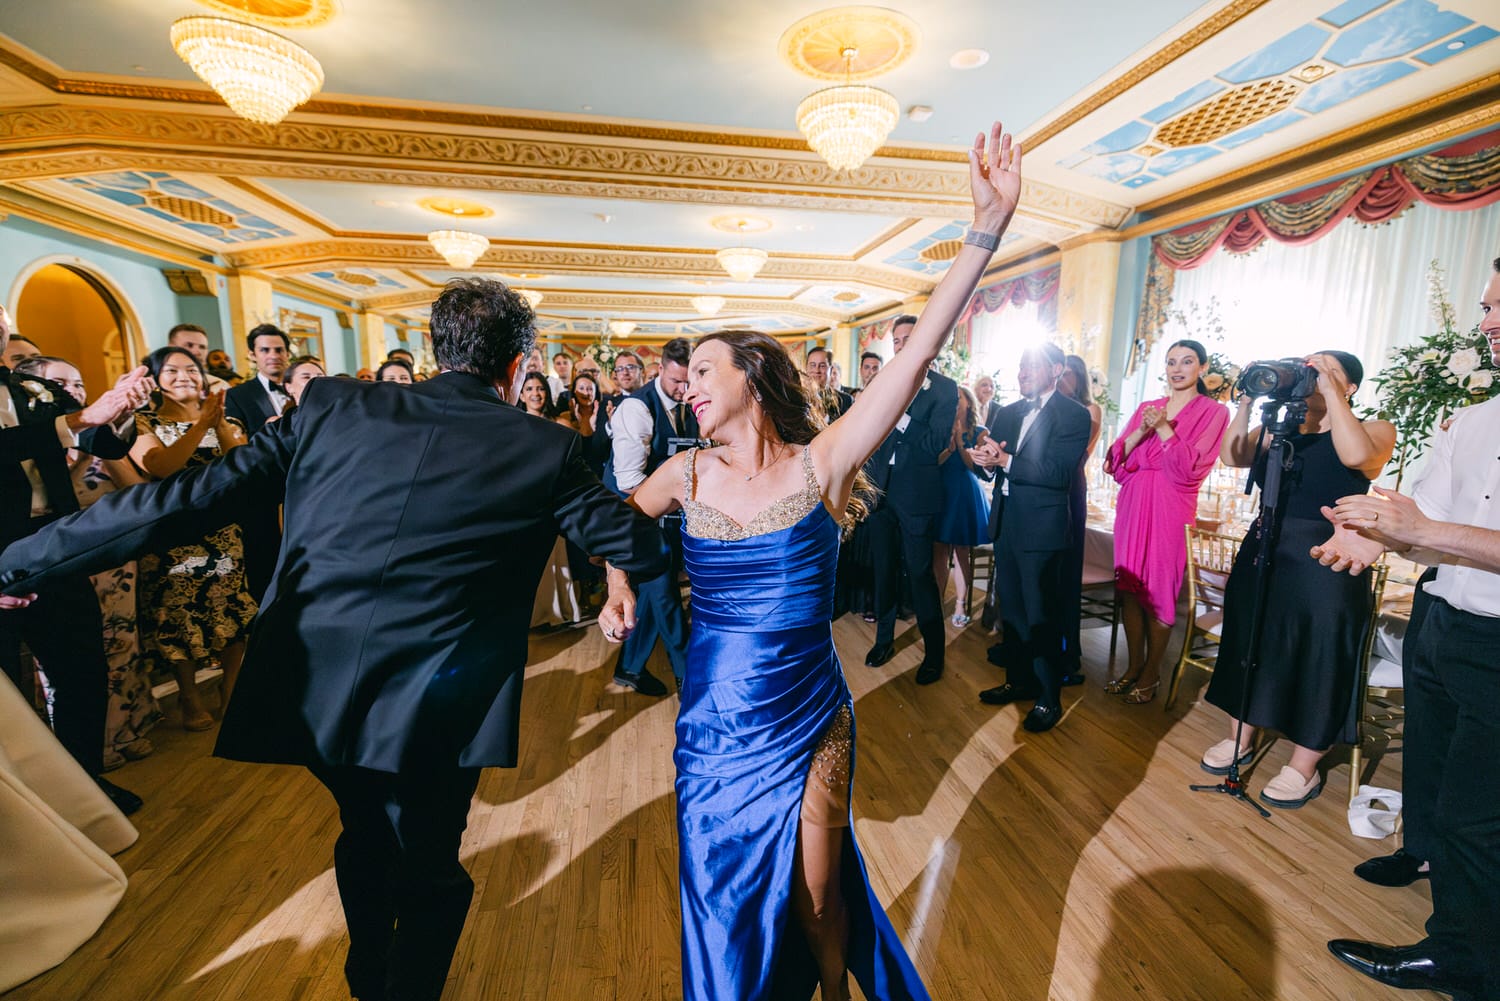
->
[681, 446, 823, 542]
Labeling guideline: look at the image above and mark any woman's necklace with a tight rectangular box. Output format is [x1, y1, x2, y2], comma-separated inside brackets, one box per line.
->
[738, 442, 790, 481]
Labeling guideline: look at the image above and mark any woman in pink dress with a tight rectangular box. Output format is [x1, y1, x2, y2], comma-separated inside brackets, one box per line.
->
[1103, 339, 1229, 704]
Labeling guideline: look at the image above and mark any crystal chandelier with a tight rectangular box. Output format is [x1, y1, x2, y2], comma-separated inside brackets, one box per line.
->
[170, 16, 324, 125]
[715, 248, 769, 282]
[427, 230, 490, 269]
[690, 295, 726, 316]
[608, 320, 638, 337]
[795, 47, 899, 171]
[516, 289, 543, 308]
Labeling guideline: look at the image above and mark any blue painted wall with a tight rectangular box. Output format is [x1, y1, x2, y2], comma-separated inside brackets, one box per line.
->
[271, 292, 353, 375]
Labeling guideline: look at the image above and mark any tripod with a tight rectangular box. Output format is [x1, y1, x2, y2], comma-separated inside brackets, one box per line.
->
[1190, 396, 1309, 819]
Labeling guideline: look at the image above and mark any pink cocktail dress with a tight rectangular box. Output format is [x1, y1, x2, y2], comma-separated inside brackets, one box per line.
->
[1104, 395, 1229, 625]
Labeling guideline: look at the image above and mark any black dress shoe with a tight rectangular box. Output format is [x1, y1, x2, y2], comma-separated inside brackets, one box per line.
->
[978, 683, 1036, 706]
[95, 777, 143, 816]
[1060, 673, 1085, 687]
[1327, 940, 1482, 999]
[1354, 848, 1428, 887]
[612, 668, 669, 697]
[985, 643, 1010, 668]
[864, 642, 895, 667]
[914, 657, 944, 685]
[1022, 704, 1062, 733]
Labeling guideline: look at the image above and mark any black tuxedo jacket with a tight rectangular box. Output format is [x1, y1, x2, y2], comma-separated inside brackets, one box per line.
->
[225, 376, 279, 432]
[865, 369, 959, 517]
[0, 372, 668, 772]
[986, 392, 1091, 552]
[0, 369, 133, 548]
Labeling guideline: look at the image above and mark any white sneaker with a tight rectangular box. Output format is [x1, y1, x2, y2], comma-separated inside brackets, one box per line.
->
[1199, 738, 1253, 775]
[1259, 765, 1322, 809]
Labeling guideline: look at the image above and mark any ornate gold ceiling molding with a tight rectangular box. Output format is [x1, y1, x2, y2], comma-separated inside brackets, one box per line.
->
[0, 185, 226, 272]
[222, 239, 938, 293]
[0, 104, 1129, 229]
[360, 288, 846, 324]
[1025, 0, 1274, 149]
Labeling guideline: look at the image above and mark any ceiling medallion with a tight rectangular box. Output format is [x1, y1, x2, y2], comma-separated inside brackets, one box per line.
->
[333, 270, 378, 286]
[417, 195, 494, 220]
[917, 238, 964, 264]
[1156, 78, 1301, 148]
[427, 230, 489, 269]
[711, 214, 772, 234]
[143, 191, 238, 229]
[191, 0, 340, 29]
[779, 6, 919, 82]
[170, 16, 324, 125]
[516, 289, 543, 308]
[796, 46, 899, 171]
[691, 295, 727, 316]
[715, 247, 769, 282]
[1296, 62, 1332, 82]
[833, 290, 862, 303]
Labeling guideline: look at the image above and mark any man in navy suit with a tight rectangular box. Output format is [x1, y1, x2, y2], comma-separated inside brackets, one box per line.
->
[971, 344, 1091, 732]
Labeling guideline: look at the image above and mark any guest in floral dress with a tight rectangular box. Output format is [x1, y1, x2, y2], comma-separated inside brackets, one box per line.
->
[130, 347, 258, 730]
[14, 357, 161, 768]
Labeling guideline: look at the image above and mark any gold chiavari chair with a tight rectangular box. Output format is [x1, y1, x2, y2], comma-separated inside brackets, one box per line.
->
[1348, 563, 1402, 805]
[1163, 526, 1243, 710]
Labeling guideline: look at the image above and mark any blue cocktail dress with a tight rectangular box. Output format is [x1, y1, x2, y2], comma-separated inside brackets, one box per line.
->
[675, 447, 930, 1001]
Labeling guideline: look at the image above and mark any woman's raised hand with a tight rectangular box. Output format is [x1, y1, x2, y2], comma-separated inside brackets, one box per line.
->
[969, 122, 1022, 234]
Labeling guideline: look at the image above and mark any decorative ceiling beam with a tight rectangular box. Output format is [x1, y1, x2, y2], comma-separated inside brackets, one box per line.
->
[359, 287, 847, 324]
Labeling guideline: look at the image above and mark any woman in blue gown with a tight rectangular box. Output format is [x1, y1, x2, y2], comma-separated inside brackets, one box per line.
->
[625, 121, 1022, 1000]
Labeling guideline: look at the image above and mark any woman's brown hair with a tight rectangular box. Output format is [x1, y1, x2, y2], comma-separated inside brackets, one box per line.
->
[696, 331, 875, 531]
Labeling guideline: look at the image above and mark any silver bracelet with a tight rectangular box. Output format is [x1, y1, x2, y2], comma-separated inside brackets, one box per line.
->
[965, 229, 1000, 252]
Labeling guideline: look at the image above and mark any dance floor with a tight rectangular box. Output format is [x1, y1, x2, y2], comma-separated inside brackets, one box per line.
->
[7, 611, 1425, 1000]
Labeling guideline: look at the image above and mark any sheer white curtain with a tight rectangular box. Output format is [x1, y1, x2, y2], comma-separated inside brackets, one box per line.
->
[1124, 198, 1500, 417]
[968, 299, 1053, 401]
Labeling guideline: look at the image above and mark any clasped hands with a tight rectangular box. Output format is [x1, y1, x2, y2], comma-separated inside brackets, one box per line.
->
[1309, 485, 1427, 574]
[968, 436, 1011, 470]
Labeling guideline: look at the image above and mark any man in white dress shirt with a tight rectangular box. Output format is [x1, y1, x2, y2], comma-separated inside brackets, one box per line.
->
[1314, 256, 1500, 1001]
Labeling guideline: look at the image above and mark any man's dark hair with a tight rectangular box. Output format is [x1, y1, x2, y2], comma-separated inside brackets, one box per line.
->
[889, 314, 918, 332]
[387, 347, 415, 363]
[806, 346, 832, 364]
[8, 335, 37, 349]
[661, 337, 692, 368]
[860, 351, 882, 365]
[613, 350, 642, 369]
[246, 324, 290, 353]
[168, 323, 207, 341]
[429, 278, 535, 381]
[1493, 256, 1499, 273]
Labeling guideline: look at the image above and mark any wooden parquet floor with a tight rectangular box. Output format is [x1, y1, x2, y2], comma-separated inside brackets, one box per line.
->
[7, 612, 1429, 1001]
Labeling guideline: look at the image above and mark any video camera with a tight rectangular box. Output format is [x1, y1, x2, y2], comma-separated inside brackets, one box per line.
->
[1238, 358, 1319, 401]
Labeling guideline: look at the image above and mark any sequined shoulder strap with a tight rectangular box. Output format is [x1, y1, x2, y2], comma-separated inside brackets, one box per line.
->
[683, 446, 698, 501]
[800, 443, 820, 492]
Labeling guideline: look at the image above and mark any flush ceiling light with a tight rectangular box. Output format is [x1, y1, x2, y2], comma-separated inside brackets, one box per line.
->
[170, 16, 324, 125]
[795, 46, 899, 171]
[609, 320, 637, 337]
[426, 229, 489, 269]
[691, 295, 727, 316]
[715, 247, 769, 282]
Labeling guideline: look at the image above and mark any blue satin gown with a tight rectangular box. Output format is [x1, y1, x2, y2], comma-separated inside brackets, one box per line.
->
[675, 447, 930, 1001]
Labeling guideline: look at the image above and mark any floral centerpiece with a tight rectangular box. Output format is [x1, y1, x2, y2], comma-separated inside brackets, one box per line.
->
[934, 342, 971, 384]
[1200, 351, 1240, 403]
[586, 322, 623, 373]
[1368, 261, 1499, 481]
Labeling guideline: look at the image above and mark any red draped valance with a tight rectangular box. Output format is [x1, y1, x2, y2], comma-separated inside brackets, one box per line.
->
[952, 264, 1061, 351]
[1130, 128, 1500, 373]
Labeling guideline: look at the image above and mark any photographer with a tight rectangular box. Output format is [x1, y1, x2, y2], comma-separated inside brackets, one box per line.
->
[1200, 351, 1394, 809]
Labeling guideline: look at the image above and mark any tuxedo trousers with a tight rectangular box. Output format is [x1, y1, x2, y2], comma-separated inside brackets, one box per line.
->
[309, 763, 483, 1001]
[1404, 596, 1500, 997]
[0, 532, 107, 776]
[617, 517, 688, 680]
[993, 532, 1068, 707]
[869, 506, 942, 643]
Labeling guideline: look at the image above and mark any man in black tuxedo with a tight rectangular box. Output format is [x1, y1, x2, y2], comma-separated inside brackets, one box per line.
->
[806, 346, 853, 421]
[224, 323, 291, 600]
[603, 338, 697, 695]
[864, 314, 959, 684]
[0, 304, 154, 813]
[970, 344, 1091, 732]
[0, 281, 667, 1001]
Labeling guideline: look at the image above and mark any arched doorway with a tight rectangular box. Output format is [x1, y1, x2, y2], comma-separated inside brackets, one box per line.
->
[12, 263, 138, 397]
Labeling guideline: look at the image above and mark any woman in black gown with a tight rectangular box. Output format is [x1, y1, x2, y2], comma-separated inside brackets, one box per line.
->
[1203, 351, 1394, 809]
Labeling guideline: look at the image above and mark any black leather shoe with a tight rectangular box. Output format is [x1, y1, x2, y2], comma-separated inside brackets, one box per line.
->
[1354, 849, 1428, 887]
[864, 642, 895, 667]
[95, 777, 143, 816]
[985, 643, 1010, 668]
[1061, 673, 1085, 687]
[915, 657, 944, 685]
[613, 669, 669, 697]
[979, 683, 1036, 706]
[1327, 940, 1482, 999]
[1022, 705, 1062, 733]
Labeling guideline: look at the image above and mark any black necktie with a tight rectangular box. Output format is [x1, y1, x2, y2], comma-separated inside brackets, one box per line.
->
[673, 403, 686, 436]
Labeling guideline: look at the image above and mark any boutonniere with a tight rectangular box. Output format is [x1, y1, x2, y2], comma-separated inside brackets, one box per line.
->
[17, 378, 54, 411]
[921, 376, 932, 392]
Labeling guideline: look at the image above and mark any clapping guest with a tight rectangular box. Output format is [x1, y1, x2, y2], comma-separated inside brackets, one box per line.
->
[13, 358, 158, 769]
[1058, 353, 1104, 683]
[1103, 341, 1227, 704]
[131, 346, 258, 730]
[377, 359, 414, 384]
[519, 371, 555, 420]
[557, 370, 608, 477]
[934, 386, 991, 627]
[1202, 350, 1393, 808]
[974, 373, 1003, 432]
